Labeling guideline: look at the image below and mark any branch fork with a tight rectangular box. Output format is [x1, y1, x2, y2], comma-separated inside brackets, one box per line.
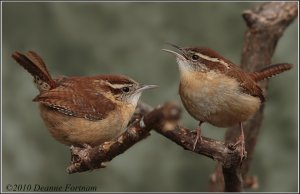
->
[68, 101, 245, 174]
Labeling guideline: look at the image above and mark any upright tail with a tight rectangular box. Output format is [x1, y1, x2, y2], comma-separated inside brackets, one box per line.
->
[250, 63, 293, 82]
[12, 51, 56, 91]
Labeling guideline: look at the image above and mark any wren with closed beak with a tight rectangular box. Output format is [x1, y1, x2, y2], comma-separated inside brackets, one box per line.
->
[12, 51, 157, 147]
[163, 44, 292, 157]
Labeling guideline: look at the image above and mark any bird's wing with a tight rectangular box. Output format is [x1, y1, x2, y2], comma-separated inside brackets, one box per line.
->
[33, 78, 116, 121]
[226, 70, 265, 102]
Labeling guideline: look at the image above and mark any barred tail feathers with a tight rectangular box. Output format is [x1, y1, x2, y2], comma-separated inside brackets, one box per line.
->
[12, 51, 56, 90]
[250, 63, 293, 82]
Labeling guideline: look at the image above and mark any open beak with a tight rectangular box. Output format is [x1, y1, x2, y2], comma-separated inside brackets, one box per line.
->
[137, 84, 159, 92]
[161, 43, 187, 60]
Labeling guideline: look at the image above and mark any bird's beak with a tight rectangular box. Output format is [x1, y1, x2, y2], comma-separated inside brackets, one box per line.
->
[162, 43, 187, 60]
[137, 84, 159, 92]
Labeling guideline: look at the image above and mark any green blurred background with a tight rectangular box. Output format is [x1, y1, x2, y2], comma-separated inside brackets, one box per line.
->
[2, 2, 298, 192]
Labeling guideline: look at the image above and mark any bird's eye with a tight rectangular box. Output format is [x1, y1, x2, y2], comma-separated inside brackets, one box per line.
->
[191, 54, 199, 61]
[121, 87, 130, 93]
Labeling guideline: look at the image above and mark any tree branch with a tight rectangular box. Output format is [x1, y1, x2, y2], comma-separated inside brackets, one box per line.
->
[67, 100, 245, 174]
[67, 101, 181, 174]
[153, 126, 242, 167]
[209, 2, 298, 192]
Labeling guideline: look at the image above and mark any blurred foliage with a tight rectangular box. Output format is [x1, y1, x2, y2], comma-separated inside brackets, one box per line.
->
[2, 2, 298, 192]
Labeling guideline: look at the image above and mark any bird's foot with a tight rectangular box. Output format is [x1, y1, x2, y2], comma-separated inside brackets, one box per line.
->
[70, 143, 94, 170]
[192, 127, 202, 151]
[233, 137, 247, 162]
[81, 143, 93, 149]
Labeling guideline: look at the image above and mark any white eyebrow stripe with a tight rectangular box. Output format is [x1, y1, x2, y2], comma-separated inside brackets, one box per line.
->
[106, 83, 128, 89]
[197, 53, 230, 69]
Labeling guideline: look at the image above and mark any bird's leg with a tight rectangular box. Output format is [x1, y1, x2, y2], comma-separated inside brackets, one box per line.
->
[193, 121, 203, 151]
[234, 122, 246, 161]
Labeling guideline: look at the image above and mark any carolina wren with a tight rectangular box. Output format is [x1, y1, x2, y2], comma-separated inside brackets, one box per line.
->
[163, 44, 292, 155]
[12, 51, 157, 147]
